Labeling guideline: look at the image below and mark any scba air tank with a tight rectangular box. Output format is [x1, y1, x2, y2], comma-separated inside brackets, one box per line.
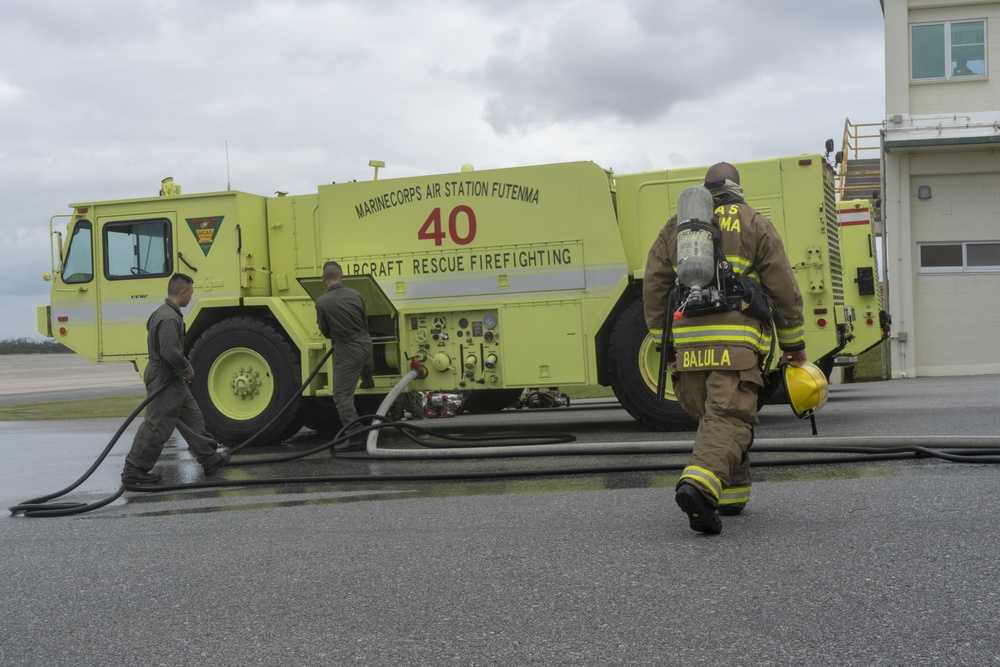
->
[675, 186, 716, 293]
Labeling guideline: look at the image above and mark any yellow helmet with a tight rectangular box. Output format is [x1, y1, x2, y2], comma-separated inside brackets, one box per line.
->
[783, 361, 829, 419]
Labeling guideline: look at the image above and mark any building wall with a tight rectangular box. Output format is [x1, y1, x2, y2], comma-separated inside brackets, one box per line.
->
[909, 156, 1000, 374]
[907, 1, 1000, 113]
[882, 0, 1000, 378]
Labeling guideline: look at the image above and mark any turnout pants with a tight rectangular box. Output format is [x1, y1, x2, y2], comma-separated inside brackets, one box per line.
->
[125, 377, 219, 472]
[675, 367, 761, 511]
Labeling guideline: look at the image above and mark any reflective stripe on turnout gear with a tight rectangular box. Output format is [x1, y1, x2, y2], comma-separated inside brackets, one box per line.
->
[776, 324, 805, 349]
[679, 465, 722, 502]
[719, 485, 751, 507]
[672, 323, 772, 355]
[649, 328, 663, 343]
[724, 254, 753, 276]
[643, 200, 805, 351]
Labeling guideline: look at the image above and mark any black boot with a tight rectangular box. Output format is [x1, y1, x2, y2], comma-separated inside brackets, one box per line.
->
[333, 432, 366, 452]
[122, 465, 162, 486]
[202, 451, 231, 476]
[675, 482, 722, 535]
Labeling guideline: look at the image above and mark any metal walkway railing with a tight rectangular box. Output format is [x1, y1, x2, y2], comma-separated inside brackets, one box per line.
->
[836, 118, 883, 205]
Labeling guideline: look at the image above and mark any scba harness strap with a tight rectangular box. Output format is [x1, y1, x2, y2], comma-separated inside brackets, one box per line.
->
[675, 220, 748, 319]
[674, 203, 778, 326]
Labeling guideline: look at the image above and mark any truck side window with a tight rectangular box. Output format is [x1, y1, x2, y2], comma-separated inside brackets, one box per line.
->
[104, 218, 173, 279]
[63, 220, 94, 284]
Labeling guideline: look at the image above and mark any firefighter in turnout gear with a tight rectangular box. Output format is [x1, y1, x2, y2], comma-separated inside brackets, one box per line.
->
[643, 162, 807, 535]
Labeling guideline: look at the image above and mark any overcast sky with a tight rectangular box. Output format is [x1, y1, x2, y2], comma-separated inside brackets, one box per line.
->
[0, 0, 886, 341]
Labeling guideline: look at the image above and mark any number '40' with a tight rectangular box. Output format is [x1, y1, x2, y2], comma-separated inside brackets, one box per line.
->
[418, 206, 477, 246]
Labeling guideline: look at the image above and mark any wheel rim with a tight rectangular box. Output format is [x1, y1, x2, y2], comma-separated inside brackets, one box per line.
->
[206, 346, 275, 421]
[637, 334, 678, 402]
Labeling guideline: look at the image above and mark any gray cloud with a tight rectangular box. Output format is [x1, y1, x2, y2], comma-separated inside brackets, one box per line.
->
[479, 0, 883, 134]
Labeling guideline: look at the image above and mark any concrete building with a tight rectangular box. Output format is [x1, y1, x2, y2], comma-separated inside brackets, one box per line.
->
[882, 0, 1000, 377]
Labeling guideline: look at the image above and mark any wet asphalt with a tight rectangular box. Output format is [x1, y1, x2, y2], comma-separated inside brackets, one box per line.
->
[2, 359, 1000, 666]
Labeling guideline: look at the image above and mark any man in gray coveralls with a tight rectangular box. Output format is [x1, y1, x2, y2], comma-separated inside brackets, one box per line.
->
[121, 273, 230, 486]
[315, 260, 375, 451]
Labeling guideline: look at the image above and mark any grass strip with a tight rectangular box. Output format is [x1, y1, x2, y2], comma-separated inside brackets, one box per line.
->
[0, 395, 147, 421]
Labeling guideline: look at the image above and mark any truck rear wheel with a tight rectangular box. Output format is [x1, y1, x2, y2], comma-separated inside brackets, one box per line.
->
[301, 394, 393, 434]
[189, 316, 305, 446]
[606, 299, 696, 431]
[462, 389, 523, 413]
[301, 397, 343, 434]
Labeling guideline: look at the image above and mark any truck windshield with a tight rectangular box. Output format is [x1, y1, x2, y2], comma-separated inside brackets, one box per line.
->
[104, 218, 172, 279]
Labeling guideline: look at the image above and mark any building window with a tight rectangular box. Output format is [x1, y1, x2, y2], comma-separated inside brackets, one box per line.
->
[910, 20, 987, 80]
[967, 242, 1000, 269]
[918, 242, 1000, 273]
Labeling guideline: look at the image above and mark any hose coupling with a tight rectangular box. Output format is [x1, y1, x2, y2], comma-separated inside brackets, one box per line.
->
[409, 357, 429, 379]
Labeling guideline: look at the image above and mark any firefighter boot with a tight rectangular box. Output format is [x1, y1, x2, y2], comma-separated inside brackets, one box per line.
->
[333, 432, 366, 452]
[675, 482, 722, 535]
[121, 464, 162, 486]
[202, 451, 231, 476]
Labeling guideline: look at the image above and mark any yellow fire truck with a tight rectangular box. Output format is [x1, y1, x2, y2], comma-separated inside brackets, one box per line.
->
[38, 153, 883, 444]
[836, 199, 889, 364]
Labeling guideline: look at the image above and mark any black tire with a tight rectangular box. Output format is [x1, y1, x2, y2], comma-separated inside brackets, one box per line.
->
[462, 388, 523, 413]
[189, 316, 305, 446]
[301, 397, 344, 434]
[355, 393, 391, 418]
[606, 299, 696, 431]
[303, 393, 397, 434]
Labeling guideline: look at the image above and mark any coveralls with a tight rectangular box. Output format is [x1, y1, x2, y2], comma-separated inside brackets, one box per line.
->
[123, 299, 222, 475]
[315, 283, 375, 435]
[643, 188, 805, 512]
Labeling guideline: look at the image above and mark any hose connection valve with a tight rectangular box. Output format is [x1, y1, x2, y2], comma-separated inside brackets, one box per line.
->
[409, 356, 429, 379]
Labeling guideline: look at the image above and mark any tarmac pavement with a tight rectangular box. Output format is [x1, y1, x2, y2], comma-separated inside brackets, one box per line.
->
[0, 354, 144, 405]
[2, 356, 1000, 666]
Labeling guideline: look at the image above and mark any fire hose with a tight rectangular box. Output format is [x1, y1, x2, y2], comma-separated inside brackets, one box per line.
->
[11, 352, 1000, 518]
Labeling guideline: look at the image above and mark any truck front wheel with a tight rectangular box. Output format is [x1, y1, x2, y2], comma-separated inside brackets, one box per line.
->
[606, 299, 697, 431]
[189, 317, 305, 446]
